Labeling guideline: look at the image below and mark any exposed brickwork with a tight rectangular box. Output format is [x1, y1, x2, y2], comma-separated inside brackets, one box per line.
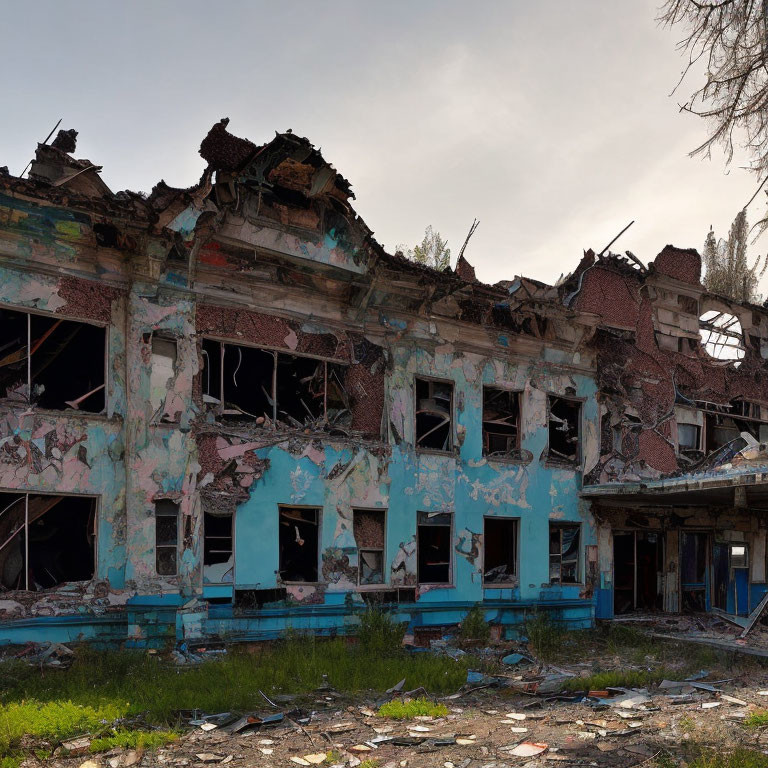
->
[57, 275, 125, 323]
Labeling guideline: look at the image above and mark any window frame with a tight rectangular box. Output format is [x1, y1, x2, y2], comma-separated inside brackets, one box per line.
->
[545, 394, 584, 468]
[203, 510, 235, 584]
[414, 375, 455, 455]
[416, 510, 453, 586]
[201, 336, 347, 424]
[155, 499, 180, 577]
[352, 507, 387, 588]
[0, 489, 99, 591]
[482, 515, 519, 587]
[548, 522, 582, 585]
[677, 422, 702, 452]
[0, 303, 109, 416]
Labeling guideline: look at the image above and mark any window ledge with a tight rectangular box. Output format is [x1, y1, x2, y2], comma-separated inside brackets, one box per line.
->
[0, 404, 116, 422]
[415, 448, 456, 458]
[483, 582, 519, 589]
[544, 459, 581, 471]
[484, 455, 532, 466]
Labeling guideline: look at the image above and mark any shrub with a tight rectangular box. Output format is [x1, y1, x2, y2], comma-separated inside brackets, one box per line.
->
[357, 608, 406, 657]
[459, 605, 490, 642]
[525, 611, 564, 661]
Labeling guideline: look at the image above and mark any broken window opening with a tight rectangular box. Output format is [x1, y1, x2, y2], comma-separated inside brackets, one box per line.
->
[415, 378, 453, 452]
[549, 523, 580, 584]
[0, 491, 96, 591]
[482, 387, 520, 459]
[201, 338, 350, 429]
[353, 508, 385, 585]
[155, 500, 179, 577]
[483, 517, 518, 585]
[547, 396, 581, 465]
[677, 423, 701, 452]
[277, 354, 325, 426]
[417, 511, 452, 584]
[699, 310, 745, 364]
[279, 506, 319, 582]
[0, 307, 106, 412]
[203, 511, 233, 584]
[149, 335, 178, 422]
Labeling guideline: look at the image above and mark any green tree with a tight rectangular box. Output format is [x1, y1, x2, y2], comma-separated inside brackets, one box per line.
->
[402, 226, 451, 271]
[702, 209, 766, 303]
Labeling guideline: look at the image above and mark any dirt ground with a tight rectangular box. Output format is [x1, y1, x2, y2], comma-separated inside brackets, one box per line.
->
[56, 653, 768, 768]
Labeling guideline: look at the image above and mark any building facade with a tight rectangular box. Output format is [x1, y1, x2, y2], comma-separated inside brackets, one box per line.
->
[0, 121, 765, 646]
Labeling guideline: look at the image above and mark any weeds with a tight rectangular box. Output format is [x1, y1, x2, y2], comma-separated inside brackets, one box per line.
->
[562, 666, 676, 692]
[377, 697, 449, 719]
[359, 761, 380, 768]
[356, 609, 406, 657]
[325, 749, 344, 764]
[745, 711, 768, 728]
[89, 730, 178, 753]
[525, 611, 564, 661]
[686, 747, 768, 767]
[459, 605, 490, 642]
[0, 640, 472, 762]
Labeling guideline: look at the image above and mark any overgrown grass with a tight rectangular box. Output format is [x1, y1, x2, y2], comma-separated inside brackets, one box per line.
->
[686, 748, 768, 768]
[525, 611, 565, 661]
[89, 730, 178, 753]
[459, 605, 490, 642]
[0, 633, 472, 762]
[562, 666, 677, 692]
[356, 609, 406, 657]
[377, 697, 449, 719]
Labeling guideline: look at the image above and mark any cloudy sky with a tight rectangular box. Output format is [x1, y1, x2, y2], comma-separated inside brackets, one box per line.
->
[1, 1, 763, 287]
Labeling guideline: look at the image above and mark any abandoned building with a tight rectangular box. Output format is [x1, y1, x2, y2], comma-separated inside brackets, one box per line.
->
[0, 121, 765, 646]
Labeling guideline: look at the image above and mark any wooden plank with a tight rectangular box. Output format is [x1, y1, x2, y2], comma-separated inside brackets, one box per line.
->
[739, 589, 768, 638]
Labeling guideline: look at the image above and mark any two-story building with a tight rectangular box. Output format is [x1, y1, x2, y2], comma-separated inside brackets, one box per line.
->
[0, 122, 600, 646]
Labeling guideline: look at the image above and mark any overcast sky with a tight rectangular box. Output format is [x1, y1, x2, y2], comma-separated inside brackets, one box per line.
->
[1, 1, 763, 288]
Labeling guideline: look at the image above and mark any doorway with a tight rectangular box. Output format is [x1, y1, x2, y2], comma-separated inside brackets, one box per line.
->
[680, 531, 709, 612]
[613, 531, 663, 614]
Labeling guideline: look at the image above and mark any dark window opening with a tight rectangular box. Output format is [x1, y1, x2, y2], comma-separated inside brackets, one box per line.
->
[150, 336, 178, 422]
[201, 338, 350, 429]
[279, 507, 319, 582]
[360, 588, 416, 606]
[417, 511, 451, 584]
[155, 500, 179, 576]
[547, 396, 581, 464]
[549, 523, 580, 584]
[0, 491, 95, 591]
[235, 587, 287, 610]
[93, 222, 120, 248]
[223, 343, 275, 420]
[415, 378, 453, 452]
[483, 388, 520, 459]
[277, 354, 325, 424]
[353, 509, 385, 585]
[204, 511, 233, 583]
[483, 517, 518, 584]
[0, 308, 106, 412]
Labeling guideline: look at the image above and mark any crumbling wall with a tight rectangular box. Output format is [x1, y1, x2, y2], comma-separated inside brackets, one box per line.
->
[572, 249, 768, 483]
[0, 264, 128, 619]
